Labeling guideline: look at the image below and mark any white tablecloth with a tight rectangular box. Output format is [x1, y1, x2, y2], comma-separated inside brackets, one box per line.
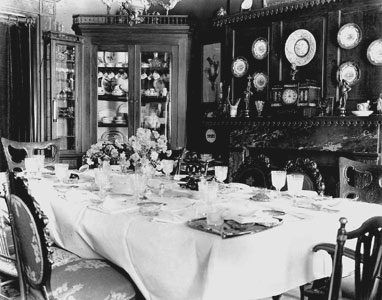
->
[27, 176, 382, 300]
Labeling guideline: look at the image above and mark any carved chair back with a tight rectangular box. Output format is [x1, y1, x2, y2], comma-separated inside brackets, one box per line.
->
[326, 216, 382, 300]
[284, 157, 325, 195]
[231, 154, 272, 189]
[339, 157, 382, 203]
[1, 137, 62, 172]
[6, 173, 52, 297]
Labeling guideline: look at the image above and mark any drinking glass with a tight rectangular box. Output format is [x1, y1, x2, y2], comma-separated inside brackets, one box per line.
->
[162, 159, 175, 178]
[94, 168, 110, 198]
[214, 166, 228, 183]
[206, 181, 223, 227]
[32, 154, 45, 176]
[130, 173, 146, 202]
[271, 170, 286, 193]
[287, 174, 304, 195]
[55, 163, 69, 183]
[25, 157, 40, 178]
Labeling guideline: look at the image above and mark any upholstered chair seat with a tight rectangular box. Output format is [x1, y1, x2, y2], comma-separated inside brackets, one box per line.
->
[50, 248, 135, 300]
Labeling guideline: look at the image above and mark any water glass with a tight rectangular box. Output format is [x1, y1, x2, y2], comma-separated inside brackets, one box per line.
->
[205, 181, 224, 227]
[271, 170, 287, 192]
[25, 157, 39, 177]
[130, 173, 146, 202]
[94, 168, 110, 198]
[287, 174, 304, 195]
[32, 154, 45, 174]
[214, 166, 228, 183]
[55, 163, 69, 183]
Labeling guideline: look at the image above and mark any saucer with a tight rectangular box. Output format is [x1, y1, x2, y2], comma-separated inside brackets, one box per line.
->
[352, 110, 373, 117]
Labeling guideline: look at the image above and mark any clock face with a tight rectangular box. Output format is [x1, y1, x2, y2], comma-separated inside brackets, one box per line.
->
[282, 88, 298, 105]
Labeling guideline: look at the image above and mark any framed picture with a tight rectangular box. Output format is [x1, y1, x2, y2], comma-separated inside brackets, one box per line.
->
[202, 43, 221, 103]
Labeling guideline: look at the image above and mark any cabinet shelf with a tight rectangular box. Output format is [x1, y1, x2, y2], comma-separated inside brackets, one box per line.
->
[141, 95, 168, 103]
[98, 122, 128, 127]
[98, 66, 128, 71]
[98, 95, 128, 101]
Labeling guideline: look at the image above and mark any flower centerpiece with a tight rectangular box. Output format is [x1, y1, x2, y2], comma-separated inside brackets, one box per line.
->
[82, 128, 171, 172]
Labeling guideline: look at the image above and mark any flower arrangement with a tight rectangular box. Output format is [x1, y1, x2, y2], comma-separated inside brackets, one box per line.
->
[82, 128, 171, 170]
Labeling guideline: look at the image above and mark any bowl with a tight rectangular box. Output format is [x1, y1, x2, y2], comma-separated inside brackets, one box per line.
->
[352, 110, 373, 117]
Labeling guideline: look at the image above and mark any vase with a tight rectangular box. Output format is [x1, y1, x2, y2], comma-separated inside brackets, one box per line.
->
[126, 0, 151, 14]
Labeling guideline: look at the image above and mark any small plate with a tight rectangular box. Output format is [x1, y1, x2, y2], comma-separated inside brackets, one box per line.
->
[337, 23, 362, 49]
[367, 39, 382, 66]
[231, 56, 249, 78]
[337, 61, 360, 86]
[253, 72, 268, 91]
[352, 110, 373, 117]
[251, 37, 268, 60]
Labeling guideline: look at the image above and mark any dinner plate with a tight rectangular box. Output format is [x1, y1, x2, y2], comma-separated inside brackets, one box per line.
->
[285, 29, 316, 66]
[352, 110, 373, 117]
[253, 72, 268, 91]
[251, 37, 268, 60]
[337, 23, 362, 49]
[367, 39, 382, 66]
[231, 56, 249, 78]
[337, 61, 360, 86]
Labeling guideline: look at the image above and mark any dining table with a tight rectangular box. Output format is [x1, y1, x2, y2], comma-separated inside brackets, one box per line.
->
[23, 170, 382, 300]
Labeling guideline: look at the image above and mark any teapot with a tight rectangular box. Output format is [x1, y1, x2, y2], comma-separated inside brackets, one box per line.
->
[357, 100, 370, 111]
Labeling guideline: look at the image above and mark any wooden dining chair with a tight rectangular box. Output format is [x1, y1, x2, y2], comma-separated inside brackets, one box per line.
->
[303, 216, 382, 300]
[231, 154, 272, 189]
[1, 137, 62, 172]
[6, 172, 136, 300]
[285, 157, 325, 195]
[339, 157, 382, 203]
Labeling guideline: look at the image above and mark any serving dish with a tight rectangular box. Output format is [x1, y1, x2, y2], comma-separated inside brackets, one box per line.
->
[98, 109, 116, 122]
[351, 110, 373, 117]
[231, 56, 249, 78]
[101, 130, 126, 143]
[337, 23, 362, 49]
[253, 72, 268, 91]
[367, 39, 382, 66]
[337, 61, 360, 86]
[251, 37, 268, 60]
[285, 29, 316, 66]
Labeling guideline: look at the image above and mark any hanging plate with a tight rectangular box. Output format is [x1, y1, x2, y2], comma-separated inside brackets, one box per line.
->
[231, 56, 249, 78]
[251, 37, 269, 60]
[367, 39, 382, 66]
[337, 61, 360, 86]
[101, 130, 126, 144]
[285, 29, 316, 66]
[337, 23, 362, 49]
[253, 72, 268, 91]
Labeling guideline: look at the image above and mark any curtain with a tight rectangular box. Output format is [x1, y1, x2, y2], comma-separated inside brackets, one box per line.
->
[0, 19, 34, 171]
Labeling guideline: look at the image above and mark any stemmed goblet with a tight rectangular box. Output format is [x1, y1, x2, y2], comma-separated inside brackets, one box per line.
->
[255, 100, 265, 117]
[215, 166, 228, 183]
[162, 159, 175, 178]
[271, 170, 286, 194]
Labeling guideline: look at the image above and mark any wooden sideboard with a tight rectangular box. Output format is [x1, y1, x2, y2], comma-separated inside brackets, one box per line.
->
[201, 115, 382, 196]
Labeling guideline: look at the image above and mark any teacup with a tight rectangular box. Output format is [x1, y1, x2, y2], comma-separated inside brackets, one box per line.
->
[357, 101, 370, 111]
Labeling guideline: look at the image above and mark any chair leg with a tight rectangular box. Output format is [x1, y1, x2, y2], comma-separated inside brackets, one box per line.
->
[272, 295, 281, 300]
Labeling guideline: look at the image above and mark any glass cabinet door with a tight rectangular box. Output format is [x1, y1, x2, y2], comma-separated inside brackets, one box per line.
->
[97, 51, 130, 143]
[140, 50, 171, 138]
[52, 42, 77, 150]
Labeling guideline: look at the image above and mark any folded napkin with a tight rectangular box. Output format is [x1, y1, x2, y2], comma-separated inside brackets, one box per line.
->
[88, 195, 138, 214]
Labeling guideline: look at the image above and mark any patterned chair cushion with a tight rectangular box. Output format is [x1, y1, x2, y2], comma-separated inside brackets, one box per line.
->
[51, 256, 136, 300]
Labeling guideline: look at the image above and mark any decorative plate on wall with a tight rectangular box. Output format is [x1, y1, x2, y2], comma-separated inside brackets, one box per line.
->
[251, 38, 269, 60]
[337, 61, 360, 86]
[253, 72, 268, 91]
[337, 23, 362, 49]
[231, 56, 249, 78]
[285, 29, 316, 66]
[367, 39, 382, 66]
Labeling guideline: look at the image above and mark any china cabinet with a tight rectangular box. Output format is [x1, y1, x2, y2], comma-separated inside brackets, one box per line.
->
[44, 31, 85, 168]
[72, 14, 192, 150]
